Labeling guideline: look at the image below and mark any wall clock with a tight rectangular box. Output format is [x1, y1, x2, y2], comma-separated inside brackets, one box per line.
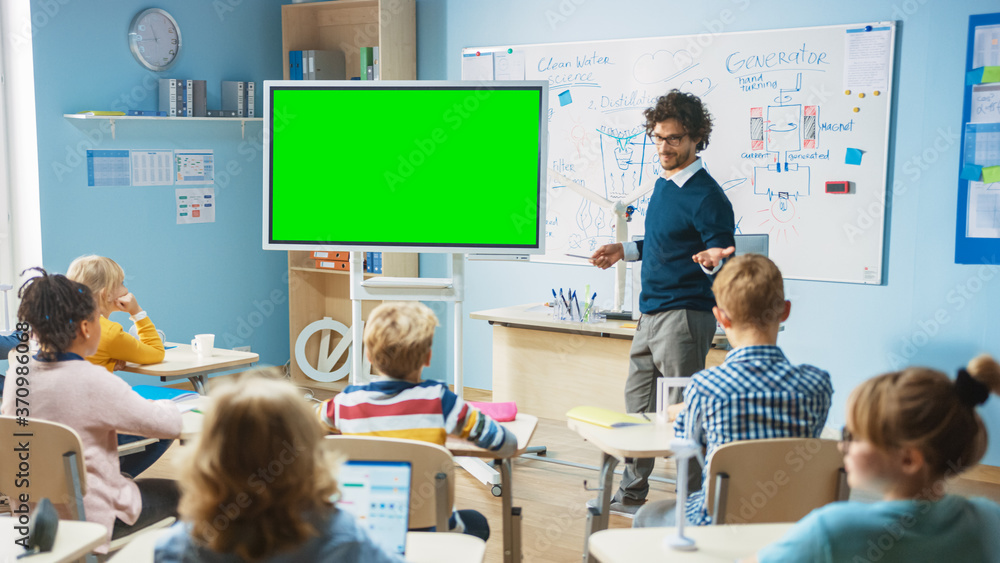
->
[128, 8, 181, 71]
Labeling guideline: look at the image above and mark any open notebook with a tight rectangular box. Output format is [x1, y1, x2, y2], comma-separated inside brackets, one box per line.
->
[336, 460, 412, 556]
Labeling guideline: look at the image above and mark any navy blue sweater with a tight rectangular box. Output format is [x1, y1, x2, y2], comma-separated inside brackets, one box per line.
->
[637, 168, 735, 314]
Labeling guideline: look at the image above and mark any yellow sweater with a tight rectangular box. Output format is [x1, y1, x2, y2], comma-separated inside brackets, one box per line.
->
[87, 315, 165, 372]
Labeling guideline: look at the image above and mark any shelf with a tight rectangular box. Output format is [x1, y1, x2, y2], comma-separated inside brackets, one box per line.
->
[63, 114, 263, 139]
[289, 266, 380, 277]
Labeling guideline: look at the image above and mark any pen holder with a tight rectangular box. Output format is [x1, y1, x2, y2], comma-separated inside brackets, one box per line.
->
[551, 299, 571, 321]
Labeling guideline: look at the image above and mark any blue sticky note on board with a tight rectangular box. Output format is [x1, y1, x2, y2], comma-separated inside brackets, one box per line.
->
[558, 89, 572, 106]
[961, 164, 984, 181]
[845, 148, 864, 165]
[968, 68, 986, 85]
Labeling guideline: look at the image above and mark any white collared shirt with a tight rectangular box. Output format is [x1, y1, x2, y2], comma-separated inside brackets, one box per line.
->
[622, 158, 721, 274]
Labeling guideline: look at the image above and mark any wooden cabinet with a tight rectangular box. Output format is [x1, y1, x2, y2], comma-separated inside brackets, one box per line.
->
[282, 0, 417, 392]
[281, 0, 416, 81]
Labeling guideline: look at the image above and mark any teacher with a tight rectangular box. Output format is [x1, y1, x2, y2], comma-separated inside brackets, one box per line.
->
[589, 89, 735, 515]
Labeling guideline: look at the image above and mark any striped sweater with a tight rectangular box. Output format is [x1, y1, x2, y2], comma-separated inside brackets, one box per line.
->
[317, 379, 516, 457]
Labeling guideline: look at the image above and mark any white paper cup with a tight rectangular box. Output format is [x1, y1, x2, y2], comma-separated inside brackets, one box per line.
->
[191, 334, 215, 357]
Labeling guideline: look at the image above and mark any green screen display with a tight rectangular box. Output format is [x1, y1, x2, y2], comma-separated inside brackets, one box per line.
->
[268, 85, 544, 250]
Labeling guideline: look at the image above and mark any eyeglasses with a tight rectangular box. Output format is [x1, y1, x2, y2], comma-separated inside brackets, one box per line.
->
[839, 427, 854, 453]
[650, 133, 687, 146]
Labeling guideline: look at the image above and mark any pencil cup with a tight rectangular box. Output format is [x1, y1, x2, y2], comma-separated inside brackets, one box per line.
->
[191, 334, 215, 357]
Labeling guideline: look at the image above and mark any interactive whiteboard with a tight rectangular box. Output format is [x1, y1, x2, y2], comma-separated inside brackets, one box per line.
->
[464, 21, 895, 283]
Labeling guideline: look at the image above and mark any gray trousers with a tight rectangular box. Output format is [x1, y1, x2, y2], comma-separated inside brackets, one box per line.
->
[614, 308, 715, 505]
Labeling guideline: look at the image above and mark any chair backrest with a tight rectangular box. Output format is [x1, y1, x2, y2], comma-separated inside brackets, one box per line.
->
[0, 416, 88, 518]
[325, 435, 455, 531]
[705, 438, 848, 525]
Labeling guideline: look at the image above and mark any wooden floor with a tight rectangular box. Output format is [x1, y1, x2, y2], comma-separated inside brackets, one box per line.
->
[145, 380, 1000, 563]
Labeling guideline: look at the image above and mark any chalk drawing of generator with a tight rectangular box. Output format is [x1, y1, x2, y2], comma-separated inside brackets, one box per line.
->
[749, 73, 819, 228]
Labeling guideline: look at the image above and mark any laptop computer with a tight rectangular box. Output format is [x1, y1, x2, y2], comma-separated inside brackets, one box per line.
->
[336, 460, 412, 556]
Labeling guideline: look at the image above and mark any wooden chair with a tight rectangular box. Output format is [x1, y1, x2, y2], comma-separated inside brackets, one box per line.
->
[705, 438, 849, 525]
[326, 435, 454, 532]
[0, 416, 175, 559]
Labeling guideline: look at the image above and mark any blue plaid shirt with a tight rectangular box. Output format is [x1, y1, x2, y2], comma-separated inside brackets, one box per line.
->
[674, 345, 833, 525]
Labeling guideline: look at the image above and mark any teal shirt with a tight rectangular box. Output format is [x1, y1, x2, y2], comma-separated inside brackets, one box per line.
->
[758, 495, 1000, 563]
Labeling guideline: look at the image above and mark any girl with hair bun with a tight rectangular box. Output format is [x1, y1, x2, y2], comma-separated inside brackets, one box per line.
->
[750, 355, 1000, 563]
[0, 268, 182, 554]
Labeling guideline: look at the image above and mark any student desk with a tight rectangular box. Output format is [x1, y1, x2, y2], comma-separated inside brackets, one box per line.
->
[446, 414, 538, 563]
[588, 523, 792, 562]
[567, 416, 675, 562]
[122, 343, 259, 394]
[470, 304, 727, 419]
[0, 518, 107, 562]
[107, 527, 488, 562]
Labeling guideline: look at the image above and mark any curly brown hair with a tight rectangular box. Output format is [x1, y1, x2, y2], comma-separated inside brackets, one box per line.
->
[178, 371, 341, 560]
[643, 89, 714, 151]
[17, 267, 96, 360]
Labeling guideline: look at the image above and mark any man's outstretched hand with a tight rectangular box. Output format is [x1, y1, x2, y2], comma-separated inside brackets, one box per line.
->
[692, 246, 735, 270]
[590, 243, 625, 270]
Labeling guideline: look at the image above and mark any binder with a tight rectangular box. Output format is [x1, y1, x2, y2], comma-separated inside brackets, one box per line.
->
[158, 78, 177, 117]
[191, 80, 207, 117]
[315, 260, 350, 271]
[221, 80, 245, 117]
[374, 252, 382, 274]
[372, 46, 380, 80]
[366, 251, 373, 273]
[311, 251, 349, 260]
[360, 47, 374, 81]
[207, 109, 238, 117]
[288, 50, 303, 80]
[246, 81, 255, 117]
[304, 50, 346, 80]
[184, 79, 194, 117]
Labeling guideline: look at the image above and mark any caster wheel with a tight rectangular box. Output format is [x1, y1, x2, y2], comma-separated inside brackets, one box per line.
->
[491, 485, 503, 497]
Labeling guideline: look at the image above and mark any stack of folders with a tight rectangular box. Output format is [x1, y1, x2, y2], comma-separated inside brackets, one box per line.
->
[220, 81, 256, 117]
[158, 79, 207, 117]
[288, 49, 347, 80]
[309, 251, 380, 273]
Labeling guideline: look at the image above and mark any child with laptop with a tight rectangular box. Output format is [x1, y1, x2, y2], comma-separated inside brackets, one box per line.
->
[316, 301, 518, 541]
[156, 372, 405, 562]
[0, 269, 182, 554]
[635, 254, 833, 527]
[749, 355, 1000, 562]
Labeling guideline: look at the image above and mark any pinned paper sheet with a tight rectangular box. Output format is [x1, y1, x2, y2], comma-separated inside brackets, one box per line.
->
[962, 164, 984, 181]
[131, 150, 173, 186]
[843, 26, 892, 92]
[493, 51, 525, 80]
[845, 148, 864, 165]
[973, 24, 1000, 69]
[461, 52, 494, 80]
[964, 122, 1000, 167]
[984, 166, 1000, 184]
[87, 150, 131, 187]
[174, 150, 214, 185]
[176, 187, 216, 224]
[967, 180, 1000, 239]
[972, 83, 1000, 123]
[558, 90, 573, 106]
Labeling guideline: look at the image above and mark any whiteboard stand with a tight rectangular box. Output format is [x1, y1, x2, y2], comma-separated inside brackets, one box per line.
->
[349, 252, 502, 492]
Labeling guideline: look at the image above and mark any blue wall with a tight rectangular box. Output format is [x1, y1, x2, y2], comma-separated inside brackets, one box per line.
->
[416, 0, 1000, 466]
[30, 0, 288, 384]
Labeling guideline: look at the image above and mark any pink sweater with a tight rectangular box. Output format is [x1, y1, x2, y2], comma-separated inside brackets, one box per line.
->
[0, 357, 181, 552]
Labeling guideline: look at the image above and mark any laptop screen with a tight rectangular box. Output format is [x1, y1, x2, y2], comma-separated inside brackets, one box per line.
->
[336, 460, 412, 555]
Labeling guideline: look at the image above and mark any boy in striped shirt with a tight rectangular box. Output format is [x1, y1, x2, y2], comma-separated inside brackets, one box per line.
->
[316, 301, 516, 540]
[634, 254, 833, 527]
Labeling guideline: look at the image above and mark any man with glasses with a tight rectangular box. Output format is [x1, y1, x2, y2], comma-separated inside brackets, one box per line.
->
[589, 89, 736, 516]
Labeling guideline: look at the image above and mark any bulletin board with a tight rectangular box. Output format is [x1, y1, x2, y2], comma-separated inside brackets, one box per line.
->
[464, 21, 897, 284]
[955, 12, 1000, 264]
